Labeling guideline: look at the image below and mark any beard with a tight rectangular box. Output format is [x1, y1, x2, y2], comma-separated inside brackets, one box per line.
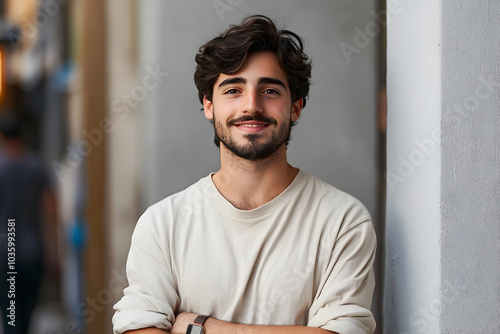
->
[212, 110, 293, 161]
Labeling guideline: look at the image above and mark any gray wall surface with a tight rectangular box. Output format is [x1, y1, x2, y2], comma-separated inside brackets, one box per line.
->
[138, 0, 379, 221]
[440, 0, 500, 331]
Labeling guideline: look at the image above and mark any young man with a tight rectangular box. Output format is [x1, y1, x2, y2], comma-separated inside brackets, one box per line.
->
[113, 15, 376, 334]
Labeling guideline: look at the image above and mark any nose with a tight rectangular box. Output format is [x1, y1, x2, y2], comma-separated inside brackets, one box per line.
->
[242, 89, 263, 114]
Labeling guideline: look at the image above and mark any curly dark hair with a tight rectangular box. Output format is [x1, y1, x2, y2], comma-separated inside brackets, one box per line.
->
[194, 15, 312, 107]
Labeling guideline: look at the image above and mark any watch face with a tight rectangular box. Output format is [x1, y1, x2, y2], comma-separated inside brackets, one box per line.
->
[187, 324, 204, 334]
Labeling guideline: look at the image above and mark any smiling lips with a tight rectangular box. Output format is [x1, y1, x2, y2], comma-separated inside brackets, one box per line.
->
[234, 121, 270, 133]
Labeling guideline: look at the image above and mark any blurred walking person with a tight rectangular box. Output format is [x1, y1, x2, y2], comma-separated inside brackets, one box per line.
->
[0, 111, 59, 334]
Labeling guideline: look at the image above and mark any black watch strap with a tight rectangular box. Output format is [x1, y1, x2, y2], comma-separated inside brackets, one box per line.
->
[193, 314, 209, 326]
[187, 314, 209, 334]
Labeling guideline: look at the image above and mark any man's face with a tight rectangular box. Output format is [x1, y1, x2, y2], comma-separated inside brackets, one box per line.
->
[203, 51, 303, 161]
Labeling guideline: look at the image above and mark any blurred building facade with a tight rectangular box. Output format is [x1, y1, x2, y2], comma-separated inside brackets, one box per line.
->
[0, 0, 74, 333]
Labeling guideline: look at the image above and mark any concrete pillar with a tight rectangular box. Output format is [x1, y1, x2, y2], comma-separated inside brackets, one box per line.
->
[385, 0, 500, 332]
[105, 0, 141, 332]
[384, 0, 441, 332]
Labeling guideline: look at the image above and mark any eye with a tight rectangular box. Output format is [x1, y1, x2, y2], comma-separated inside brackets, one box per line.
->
[263, 89, 280, 95]
[224, 89, 240, 95]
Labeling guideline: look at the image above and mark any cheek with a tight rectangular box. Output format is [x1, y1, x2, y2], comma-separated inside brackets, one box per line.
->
[213, 100, 240, 118]
[271, 102, 294, 120]
[264, 99, 289, 111]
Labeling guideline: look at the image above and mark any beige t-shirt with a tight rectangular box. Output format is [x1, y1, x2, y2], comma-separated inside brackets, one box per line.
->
[113, 170, 376, 333]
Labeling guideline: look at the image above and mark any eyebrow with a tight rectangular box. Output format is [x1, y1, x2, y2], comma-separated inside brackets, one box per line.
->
[258, 77, 288, 91]
[218, 76, 246, 89]
[217, 76, 288, 92]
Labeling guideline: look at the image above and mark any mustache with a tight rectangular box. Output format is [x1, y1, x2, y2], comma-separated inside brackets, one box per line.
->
[227, 115, 277, 126]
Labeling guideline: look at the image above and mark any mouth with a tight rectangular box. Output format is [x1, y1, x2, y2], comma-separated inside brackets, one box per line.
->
[233, 121, 270, 133]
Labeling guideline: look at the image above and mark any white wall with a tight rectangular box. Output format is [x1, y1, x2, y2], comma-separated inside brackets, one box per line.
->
[138, 0, 379, 218]
[384, 0, 442, 332]
[385, 0, 500, 332]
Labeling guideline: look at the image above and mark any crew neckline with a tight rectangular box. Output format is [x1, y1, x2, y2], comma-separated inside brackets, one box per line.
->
[203, 169, 307, 221]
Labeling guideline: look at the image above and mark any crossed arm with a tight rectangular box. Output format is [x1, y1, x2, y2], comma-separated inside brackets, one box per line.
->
[124, 312, 335, 334]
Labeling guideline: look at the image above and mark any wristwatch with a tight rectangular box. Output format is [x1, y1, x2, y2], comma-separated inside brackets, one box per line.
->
[186, 314, 209, 334]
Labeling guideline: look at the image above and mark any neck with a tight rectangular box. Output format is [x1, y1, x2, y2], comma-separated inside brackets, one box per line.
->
[212, 144, 299, 210]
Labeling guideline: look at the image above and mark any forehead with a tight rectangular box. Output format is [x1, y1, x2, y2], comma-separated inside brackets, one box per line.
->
[214, 51, 289, 88]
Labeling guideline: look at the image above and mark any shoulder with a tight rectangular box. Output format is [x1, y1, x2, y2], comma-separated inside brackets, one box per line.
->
[136, 174, 211, 229]
[147, 174, 209, 212]
[299, 171, 372, 232]
[301, 172, 369, 212]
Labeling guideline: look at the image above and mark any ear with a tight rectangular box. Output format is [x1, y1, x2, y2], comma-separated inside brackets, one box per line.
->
[203, 96, 214, 120]
[291, 98, 303, 122]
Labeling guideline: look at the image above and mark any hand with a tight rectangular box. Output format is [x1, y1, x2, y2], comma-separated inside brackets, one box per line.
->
[171, 312, 198, 334]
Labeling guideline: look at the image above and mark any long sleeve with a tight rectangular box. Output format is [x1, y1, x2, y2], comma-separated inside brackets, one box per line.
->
[112, 208, 179, 333]
[308, 220, 377, 334]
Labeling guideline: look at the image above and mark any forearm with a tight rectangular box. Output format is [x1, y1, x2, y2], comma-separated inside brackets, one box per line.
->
[124, 329, 169, 334]
[204, 318, 333, 334]
[172, 313, 334, 334]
